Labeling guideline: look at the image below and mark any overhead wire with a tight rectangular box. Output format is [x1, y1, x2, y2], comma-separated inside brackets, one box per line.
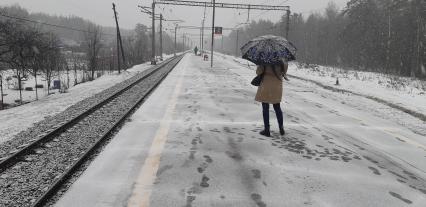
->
[237, 0, 286, 18]
[252, 0, 289, 19]
[0, 12, 116, 36]
[230, 0, 288, 29]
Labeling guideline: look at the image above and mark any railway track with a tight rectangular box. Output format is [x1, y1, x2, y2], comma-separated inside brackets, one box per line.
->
[0, 54, 185, 207]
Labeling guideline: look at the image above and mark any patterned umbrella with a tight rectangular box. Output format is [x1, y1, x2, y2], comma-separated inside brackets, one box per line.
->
[240, 35, 297, 65]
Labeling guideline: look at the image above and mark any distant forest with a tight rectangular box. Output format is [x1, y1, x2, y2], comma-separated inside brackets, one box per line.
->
[223, 0, 425, 79]
[0, 5, 119, 45]
[0, 4, 180, 59]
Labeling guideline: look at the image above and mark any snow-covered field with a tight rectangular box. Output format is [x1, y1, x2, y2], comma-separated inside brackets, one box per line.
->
[0, 69, 89, 107]
[289, 63, 426, 115]
[0, 55, 174, 143]
[220, 53, 426, 120]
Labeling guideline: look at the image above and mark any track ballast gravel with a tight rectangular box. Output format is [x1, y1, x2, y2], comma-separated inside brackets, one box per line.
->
[0, 56, 182, 207]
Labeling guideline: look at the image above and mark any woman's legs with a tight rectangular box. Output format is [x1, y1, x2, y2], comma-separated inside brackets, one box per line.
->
[260, 103, 271, 137]
[273, 103, 285, 135]
[272, 103, 283, 127]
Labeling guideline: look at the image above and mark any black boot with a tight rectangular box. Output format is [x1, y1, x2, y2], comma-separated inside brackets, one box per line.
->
[260, 126, 271, 137]
[261, 103, 271, 137]
[279, 126, 285, 136]
[273, 103, 285, 136]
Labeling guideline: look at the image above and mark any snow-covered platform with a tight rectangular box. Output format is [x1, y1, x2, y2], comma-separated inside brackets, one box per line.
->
[55, 54, 426, 207]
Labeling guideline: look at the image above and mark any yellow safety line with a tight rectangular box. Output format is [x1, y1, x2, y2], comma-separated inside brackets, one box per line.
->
[127, 56, 187, 207]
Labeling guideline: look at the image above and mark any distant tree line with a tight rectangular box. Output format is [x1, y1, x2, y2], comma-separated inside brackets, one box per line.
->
[223, 0, 425, 79]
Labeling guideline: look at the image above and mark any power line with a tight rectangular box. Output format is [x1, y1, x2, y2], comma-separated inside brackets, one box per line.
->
[237, 0, 288, 17]
[0, 12, 115, 36]
[253, 0, 289, 19]
[154, 0, 290, 67]
[155, 0, 289, 10]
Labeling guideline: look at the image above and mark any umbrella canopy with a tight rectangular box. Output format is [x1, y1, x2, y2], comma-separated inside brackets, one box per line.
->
[240, 35, 297, 65]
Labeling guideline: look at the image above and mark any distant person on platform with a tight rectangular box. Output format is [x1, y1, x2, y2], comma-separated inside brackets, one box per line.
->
[194, 46, 198, 55]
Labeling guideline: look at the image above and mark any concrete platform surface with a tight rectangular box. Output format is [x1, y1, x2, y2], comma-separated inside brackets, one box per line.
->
[55, 54, 426, 207]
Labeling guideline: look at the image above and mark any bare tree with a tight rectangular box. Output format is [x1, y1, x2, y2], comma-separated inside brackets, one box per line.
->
[32, 32, 55, 100]
[0, 20, 44, 104]
[84, 25, 102, 81]
[37, 34, 62, 95]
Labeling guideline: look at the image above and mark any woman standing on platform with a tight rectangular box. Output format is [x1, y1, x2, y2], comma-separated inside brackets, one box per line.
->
[254, 59, 287, 137]
[240, 35, 296, 137]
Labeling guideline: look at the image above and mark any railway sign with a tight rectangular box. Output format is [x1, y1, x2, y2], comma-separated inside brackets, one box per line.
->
[214, 27, 222, 35]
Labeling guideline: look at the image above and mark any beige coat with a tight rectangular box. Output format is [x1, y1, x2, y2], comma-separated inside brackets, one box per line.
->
[255, 65, 284, 104]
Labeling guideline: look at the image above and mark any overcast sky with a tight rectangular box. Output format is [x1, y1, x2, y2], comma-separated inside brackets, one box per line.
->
[1, 0, 348, 38]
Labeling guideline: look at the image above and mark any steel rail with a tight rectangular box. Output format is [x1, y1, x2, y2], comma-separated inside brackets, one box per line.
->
[0, 55, 180, 173]
[31, 54, 185, 207]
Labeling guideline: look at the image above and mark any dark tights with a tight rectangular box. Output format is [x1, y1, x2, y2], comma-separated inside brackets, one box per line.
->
[262, 103, 283, 130]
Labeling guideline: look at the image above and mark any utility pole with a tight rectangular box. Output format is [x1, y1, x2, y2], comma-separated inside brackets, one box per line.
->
[201, 5, 206, 56]
[221, 35, 224, 52]
[285, 9, 290, 39]
[235, 29, 239, 56]
[151, 1, 156, 65]
[139, 4, 182, 59]
[159, 14, 163, 61]
[0, 75, 3, 110]
[386, 7, 391, 73]
[112, 3, 121, 73]
[174, 24, 178, 56]
[211, 0, 216, 67]
[201, 21, 205, 56]
[416, 4, 422, 76]
[183, 33, 186, 51]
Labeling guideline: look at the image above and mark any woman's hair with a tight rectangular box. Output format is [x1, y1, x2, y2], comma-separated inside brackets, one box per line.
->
[259, 61, 284, 81]
[269, 61, 284, 80]
[260, 59, 285, 78]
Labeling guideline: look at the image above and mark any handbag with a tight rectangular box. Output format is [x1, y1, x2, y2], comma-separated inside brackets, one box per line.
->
[251, 73, 264, 86]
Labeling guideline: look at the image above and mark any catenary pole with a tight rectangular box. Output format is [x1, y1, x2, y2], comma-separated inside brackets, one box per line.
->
[174, 24, 177, 56]
[183, 33, 185, 51]
[285, 9, 290, 39]
[211, 0, 216, 67]
[151, 1, 156, 65]
[235, 29, 239, 56]
[221, 35, 224, 52]
[201, 22, 204, 56]
[160, 14, 163, 61]
[201, 20, 205, 56]
[201, 4, 206, 57]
